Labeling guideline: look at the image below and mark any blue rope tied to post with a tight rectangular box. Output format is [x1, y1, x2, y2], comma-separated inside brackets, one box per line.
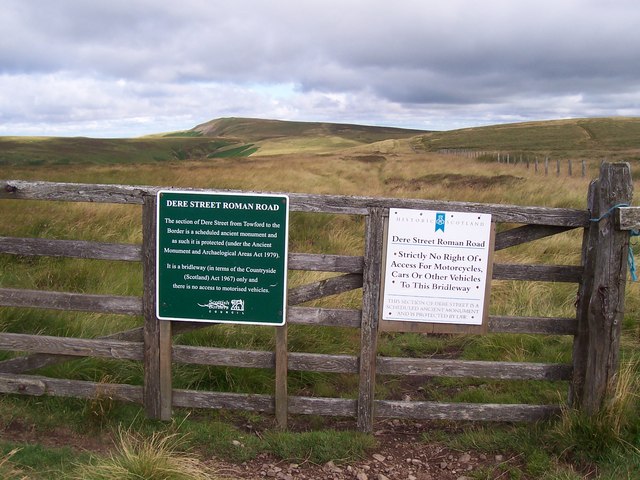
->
[589, 203, 639, 281]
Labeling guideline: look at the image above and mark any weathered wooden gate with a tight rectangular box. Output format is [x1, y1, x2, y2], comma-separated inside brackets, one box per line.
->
[0, 162, 635, 432]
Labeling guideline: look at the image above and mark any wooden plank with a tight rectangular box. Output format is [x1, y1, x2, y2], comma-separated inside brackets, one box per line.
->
[1, 180, 152, 204]
[0, 352, 78, 374]
[289, 194, 590, 226]
[571, 180, 598, 406]
[616, 206, 640, 231]
[375, 400, 560, 422]
[2, 180, 589, 226]
[171, 389, 274, 412]
[380, 319, 485, 335]
[376, 357, 572, 381]
[287, 273, 362, 305]
[172, 346, 274, 368]
[288, 396, 357, 417]
[0, 288, 142, 315]
[0, 314, 574, 376]
[358, 208, 384, 432]
[287, 306, 361, 328]
[0, 373, 143, 404]
[288, 352, 358, 373]
[159, 320, 173, 420]
[172, 346, 357, 373]
[0, 373, 46, 395]
[275, 325, 288, 429]
[0, 236, 142, 261]
[0, 326, 145, 374]
[494, 225, 576, 251]
[288, 253, 363, 273]
[489, 316, 577, 335]
[492, 264, 582, 282]
[579, 163, 633, 414]
[0, 305, 359, 373]
[0, 370, 562, 423]
[142, 194, 170, 420]
[0, 332, 142, 360]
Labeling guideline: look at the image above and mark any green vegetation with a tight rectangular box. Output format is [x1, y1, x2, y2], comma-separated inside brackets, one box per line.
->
[423, 357, 640, 478]
[416, 116, 640, 161]
[264, 429, 375, 464]
[0, 116, 639, 478]
[192, 116, 427, 143]
[0, 117, 427, 167]
[69, 428, 213, 480]
[0, 136, 260, 166]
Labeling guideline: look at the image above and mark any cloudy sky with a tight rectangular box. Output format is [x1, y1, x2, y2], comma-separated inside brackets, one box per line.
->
[2, 0, 639, 137]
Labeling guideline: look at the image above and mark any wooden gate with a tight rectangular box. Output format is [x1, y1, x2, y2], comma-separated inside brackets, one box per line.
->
[0, 162, 634, 432]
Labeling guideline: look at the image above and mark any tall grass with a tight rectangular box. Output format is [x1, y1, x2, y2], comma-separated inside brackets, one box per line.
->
[1, 136, 639, 476]
[0, 448, 27, 480]
[550, 357, 640, 461]
[0, 149, 614, 399]
[69, 428, 214, 480]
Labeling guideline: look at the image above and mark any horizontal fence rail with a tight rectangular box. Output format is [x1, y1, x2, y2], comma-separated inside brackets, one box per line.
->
[2, 180, 590, 225]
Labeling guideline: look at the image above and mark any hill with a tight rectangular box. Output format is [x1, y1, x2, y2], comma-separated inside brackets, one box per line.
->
[412, 117, 640, 160]
[191, 117, 427, 143]
[0, 118, 428, 166]
[188, 117, 429, 156]
[1, 116, 639, 166]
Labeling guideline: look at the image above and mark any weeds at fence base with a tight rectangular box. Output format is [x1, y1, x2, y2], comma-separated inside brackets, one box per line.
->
[69, 427, 214, 480]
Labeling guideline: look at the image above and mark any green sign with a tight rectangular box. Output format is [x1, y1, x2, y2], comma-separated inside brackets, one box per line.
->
[156, 190, 289, 325]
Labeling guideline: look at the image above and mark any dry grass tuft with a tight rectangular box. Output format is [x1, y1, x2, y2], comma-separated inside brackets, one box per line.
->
[70, 427, 217, 480]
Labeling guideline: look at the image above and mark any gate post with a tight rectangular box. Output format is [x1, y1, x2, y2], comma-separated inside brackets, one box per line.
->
[572, 162, 633, 414]
[357, 208, 384, 432]
[142, 194, 173, 420]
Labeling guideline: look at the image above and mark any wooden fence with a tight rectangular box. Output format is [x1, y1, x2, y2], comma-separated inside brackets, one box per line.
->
[439, 149, 594, 177]
[0, 162, 636, 432]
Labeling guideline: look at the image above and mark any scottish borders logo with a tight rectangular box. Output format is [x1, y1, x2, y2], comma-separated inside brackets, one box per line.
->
[197, 299, 245, 314]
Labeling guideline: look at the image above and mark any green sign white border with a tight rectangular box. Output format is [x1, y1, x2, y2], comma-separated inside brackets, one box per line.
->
[155, 189, 290, 326]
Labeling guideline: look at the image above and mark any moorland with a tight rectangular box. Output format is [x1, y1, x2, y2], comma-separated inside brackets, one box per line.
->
[0, 116, 639, 479]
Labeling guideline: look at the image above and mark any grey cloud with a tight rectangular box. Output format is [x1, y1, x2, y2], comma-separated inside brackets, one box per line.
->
[2, 0, 640, 136]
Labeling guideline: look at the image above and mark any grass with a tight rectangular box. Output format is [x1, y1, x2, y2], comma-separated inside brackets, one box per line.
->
[69, 427, 214, 480]
[1, 117, 639, 477]
[0, 403, 378, 478]
[263, 429, 375, 464]
[0, 442, 86, 479]
[419, 356, 640, 478]
[415, 116, 640, 161]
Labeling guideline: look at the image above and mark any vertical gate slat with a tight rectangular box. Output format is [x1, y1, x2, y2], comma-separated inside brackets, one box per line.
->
[571, 180, 598, 405]
[357, 208, 384, 432]
[572, 163, 633, 414]
[275, 324, 288, 429]
[143, 194, 172, 420]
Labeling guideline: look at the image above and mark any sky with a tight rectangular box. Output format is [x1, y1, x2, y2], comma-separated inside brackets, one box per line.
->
[2, 0, 640, 138]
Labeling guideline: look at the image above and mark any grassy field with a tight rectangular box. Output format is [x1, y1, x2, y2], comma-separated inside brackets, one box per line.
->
[0, 117, 639, 478]
[415, 116, 640, 162]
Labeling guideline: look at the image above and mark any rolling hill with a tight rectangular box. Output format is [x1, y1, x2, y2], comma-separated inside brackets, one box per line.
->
[412, 117, 640, 160]
[0, 116, 639, 166]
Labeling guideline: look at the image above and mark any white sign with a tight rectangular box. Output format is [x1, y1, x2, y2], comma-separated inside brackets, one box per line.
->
[382, 208, 492, 325]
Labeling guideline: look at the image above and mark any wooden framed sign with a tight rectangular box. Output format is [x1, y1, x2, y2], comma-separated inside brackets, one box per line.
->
[156, 190, 289, 325]
[381, 208, 494, 334]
